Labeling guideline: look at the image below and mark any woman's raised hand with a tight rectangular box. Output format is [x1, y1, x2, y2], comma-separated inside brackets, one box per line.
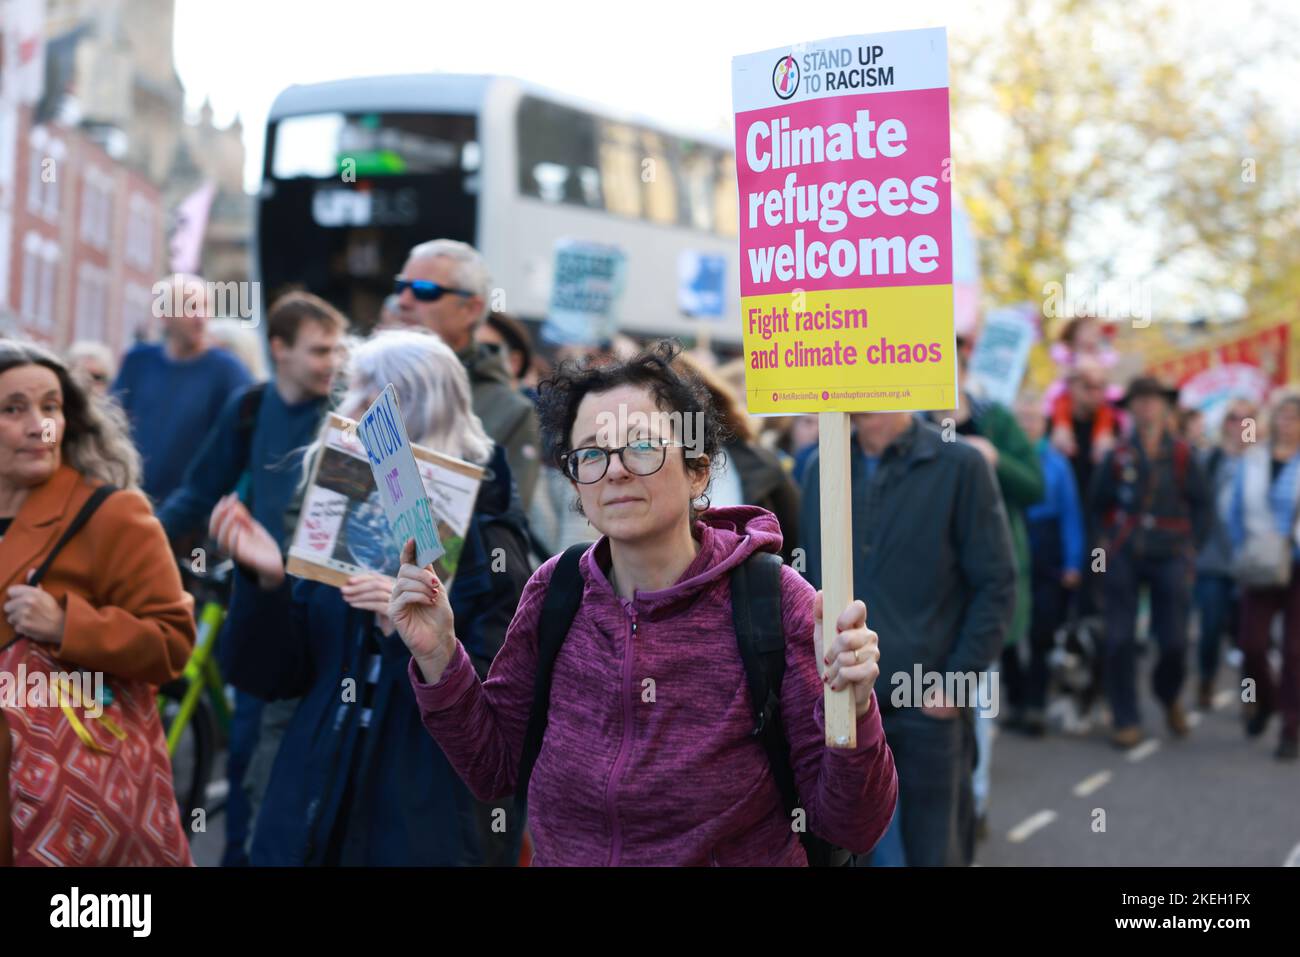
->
[390, 538, 457, 684]
[209, 494, 284, 589]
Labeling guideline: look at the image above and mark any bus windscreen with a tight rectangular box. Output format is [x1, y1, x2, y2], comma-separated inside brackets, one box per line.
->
[259, 111, 478, 332]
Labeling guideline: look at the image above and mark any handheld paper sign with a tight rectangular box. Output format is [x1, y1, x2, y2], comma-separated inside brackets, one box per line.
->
[355, 384, 444, 567]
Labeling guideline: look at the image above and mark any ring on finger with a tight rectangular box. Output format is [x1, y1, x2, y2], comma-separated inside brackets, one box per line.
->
[854, 647, 867, 664]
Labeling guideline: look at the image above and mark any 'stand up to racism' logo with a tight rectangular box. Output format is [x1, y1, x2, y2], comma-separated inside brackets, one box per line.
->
[772, 54, 800, 99]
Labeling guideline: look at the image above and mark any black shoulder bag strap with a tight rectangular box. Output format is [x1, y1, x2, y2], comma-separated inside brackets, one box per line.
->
[515, 542, 590, 809]
[1, 485, 117, 654]
[29, 485, 118, 587]
[732, 551, 850, 867]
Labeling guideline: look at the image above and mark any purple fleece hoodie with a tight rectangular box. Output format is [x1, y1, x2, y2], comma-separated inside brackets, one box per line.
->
[408, 505, 897, 866]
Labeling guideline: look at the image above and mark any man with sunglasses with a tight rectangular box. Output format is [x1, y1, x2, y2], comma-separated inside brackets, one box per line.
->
[395, 239, 539, 508]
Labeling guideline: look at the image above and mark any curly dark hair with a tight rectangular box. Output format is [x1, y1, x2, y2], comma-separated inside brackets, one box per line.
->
[536, 340, 726, 512]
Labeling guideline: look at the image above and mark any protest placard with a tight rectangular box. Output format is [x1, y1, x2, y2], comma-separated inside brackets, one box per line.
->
[733, 28, 955, 747]
[355, 384, 443, 567]
[678, 249, 727, 319]
[967, 305, 1037, 406]
[285, 413, 483, 589]
[541, 239, 628, 346]
[733, 27, 954, 415]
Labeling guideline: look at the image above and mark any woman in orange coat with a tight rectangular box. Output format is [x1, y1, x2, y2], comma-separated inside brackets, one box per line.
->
[0, 339, 195, 865]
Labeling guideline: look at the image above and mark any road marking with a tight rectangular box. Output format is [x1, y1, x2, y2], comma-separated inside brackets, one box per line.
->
[1127, 739, 1161, 763]
[1008, 810, 1058, 843]
[1285, 842, 1300, 867]
[1213, 689, 1235, 711]
[1186, 711, 1202, 729]
[1073, 770, 1112, 797]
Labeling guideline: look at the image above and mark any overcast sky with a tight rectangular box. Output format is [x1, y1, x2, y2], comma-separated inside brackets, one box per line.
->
[174, 0, 1299, 193]
[170, 0, 1298, 319]
[173, 0, 997, 191]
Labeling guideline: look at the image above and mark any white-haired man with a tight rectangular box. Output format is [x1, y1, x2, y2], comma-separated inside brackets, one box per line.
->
[395, 239, 539, 507]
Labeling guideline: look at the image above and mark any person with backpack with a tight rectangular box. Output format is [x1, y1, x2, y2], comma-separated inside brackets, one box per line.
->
[211, 329, 533, 865]
[390, 341, 897, 866]
[156, 291, 347, 867]
[1090, 377, 1210, 749]
[1, 340, 195, 865]
[1228, 391, 1300, 761]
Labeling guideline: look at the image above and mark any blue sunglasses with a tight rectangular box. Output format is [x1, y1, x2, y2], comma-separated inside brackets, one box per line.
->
[393, 278, 475, 302]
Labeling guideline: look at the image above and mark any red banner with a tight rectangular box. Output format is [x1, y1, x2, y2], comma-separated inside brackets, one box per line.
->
[1148, 323, 1290, 388]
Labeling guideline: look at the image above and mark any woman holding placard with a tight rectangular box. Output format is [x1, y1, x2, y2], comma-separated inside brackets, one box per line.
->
[212, 329, 533, 864]
[392, 340, 897, 866]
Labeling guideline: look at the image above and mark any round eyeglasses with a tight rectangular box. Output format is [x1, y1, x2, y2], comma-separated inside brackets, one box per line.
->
[564, 439, 687, 484]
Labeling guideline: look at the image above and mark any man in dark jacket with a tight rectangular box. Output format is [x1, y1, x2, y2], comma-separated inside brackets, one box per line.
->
[1090, 377, 1211, 748]
[395, 240, 540, 509]
[799, 413, 1016, 866]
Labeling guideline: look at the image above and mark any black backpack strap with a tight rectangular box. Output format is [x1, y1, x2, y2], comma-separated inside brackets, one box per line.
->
[732, 551, 850, 866]
[731, 552, 798, 812]
[516, 542, 590, 808]
[732, 552, 787, 739]
[236, 382, 268, 439]
[28, 485, 118, 587]
[234, 383, 268, 513]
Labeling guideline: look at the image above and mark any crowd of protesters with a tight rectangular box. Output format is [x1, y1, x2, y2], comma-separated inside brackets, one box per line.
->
[1, 237, 1297, 868]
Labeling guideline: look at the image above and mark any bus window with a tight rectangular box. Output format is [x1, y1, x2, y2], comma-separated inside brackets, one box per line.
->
[517, 96, 602, 208]
[515, 93, 734, 237]
[639, 131, 678, 226]
[531, 162, 570, 203]
[678, 146, 716, 234]
[259, 110, 478, 333]
[714, 153, 738, 238]
[598, 120, 642, 219]
[576, 166, 601, 206]
[273, 113, 346, 179]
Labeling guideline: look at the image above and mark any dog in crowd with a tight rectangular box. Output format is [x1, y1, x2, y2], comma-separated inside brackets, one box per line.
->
[1047, 614, 1107, 733]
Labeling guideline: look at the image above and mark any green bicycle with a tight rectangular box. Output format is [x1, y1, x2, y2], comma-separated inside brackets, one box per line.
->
[158, 558, 235, 829]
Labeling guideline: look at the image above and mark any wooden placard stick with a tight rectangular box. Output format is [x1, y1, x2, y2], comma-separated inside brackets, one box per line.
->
[818, 410, 857, 748]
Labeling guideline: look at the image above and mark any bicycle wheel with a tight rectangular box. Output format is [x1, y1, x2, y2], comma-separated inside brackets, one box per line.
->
[158, 680, 218, 837]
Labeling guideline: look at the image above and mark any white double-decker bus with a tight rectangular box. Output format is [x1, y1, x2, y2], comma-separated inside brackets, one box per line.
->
[258, 73, 741, 344]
